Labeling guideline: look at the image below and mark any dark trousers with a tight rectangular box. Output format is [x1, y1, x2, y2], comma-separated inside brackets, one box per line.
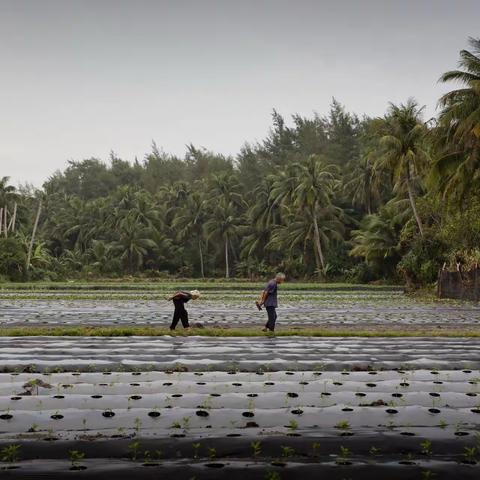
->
[265, 306, 277, 331]
[170, 305, 189, 330]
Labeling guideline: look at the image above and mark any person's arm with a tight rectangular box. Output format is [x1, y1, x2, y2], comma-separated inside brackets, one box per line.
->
[169, 291, 190, 301]
[258, 282, 274, 306]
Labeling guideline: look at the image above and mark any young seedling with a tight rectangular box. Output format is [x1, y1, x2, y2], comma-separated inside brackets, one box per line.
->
[420, 440, 433, 456]
[69, 450, 85, 470]
[0, 444, 20, 465]
[281, 445, 295, 458]
[251, 441, 262, 458]
[336, 446, 351, 465]
[134, 417, 142, 435]
[421, 470, 436, 480]
[335, 420, 350, 431]
[128, 440, 141, 461]
[312, 442, 321, 457]
[182, 416, 191, 430]
[192, 443, 201, 459]
[264, 472, 281, 480]
[463, 447, 478, 464]
[208, 447, 217, 461]
[369, 446, 380, 456]
[287, 419, 298, 431]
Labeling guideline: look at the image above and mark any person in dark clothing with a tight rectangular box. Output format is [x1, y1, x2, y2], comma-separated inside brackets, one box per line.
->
[168, 290, 200, 330]
[256, 273, 286, 332]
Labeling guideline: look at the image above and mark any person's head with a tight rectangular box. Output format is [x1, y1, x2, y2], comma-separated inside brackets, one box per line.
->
[190, 290, 201, 300]
[275, 272, 286, 284]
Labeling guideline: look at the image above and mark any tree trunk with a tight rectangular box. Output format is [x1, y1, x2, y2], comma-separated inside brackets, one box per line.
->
[225, 235, 230, 279]
[26, 200, 42, 271]
[199, 239, 205, 278]
[406, 175, 424, 237]
[312, 204, 325, 271]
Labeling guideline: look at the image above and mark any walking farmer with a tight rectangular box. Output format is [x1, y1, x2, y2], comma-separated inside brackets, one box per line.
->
[168, 290, 200, 330]
[256, 273, 286, 332]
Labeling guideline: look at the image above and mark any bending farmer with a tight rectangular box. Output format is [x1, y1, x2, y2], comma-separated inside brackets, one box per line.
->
[168, 290, 200, 330]
[256, 273, 286, 332]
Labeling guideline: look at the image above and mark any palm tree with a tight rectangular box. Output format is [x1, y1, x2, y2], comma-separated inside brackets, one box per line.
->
[433, 37, 480, 200]
[204, 200, 242, 278]
[376, 100, 429, 237]
[0, 177, 17, 206]
[172, 192, 207, 277]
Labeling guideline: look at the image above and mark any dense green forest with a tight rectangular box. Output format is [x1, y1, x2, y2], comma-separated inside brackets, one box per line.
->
[1, 38, 479, 284]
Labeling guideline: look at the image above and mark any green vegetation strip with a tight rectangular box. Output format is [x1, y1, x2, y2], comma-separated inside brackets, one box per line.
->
[0, 326, 479, 337]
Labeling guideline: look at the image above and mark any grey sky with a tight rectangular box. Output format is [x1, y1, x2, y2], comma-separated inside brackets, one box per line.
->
[1, 0, 479, 187]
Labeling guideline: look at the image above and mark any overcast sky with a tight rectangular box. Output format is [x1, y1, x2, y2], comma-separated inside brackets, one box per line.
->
[1, 0, 479, 187]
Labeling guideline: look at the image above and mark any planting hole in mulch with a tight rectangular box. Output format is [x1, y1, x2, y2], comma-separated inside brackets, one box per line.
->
[103, 372, 112, 375]
[287, 392, 299, 398]
[10, 397, 22, 401]
[271, 462, 287, 467]
[142, 462, 159, 467]
[265, 382, 275, 386]
[339, 432, 354, 436]
[466, 393, 477, 397]
[291, 409, 304, 415]
[355, 393, 366, 397]
[210, 393, 221, 397]
[428, 408, 441, 414]
[44, 437, 58, 441]
[70, 466, 87, 471]
[91, 395, 103, 399]
[299, 381, 309, 385]
[471, 408, 480, 414]
[197, 382, 206, 385]
[196, 410, 209, 417]
[0, 414, 13, 420]
[392, 393, 403, 398]
[148, 411, 161, 418]
[99, 384, 108, 387]
[163, 382, 173, 386]
[132, 372, 142, 376]
[172, 394, 183, 398]
[333, 382, 343, 386]
[171, 433, 185, 438]
[205, 463, 225, 468]
[400, 432, 415, 436]
[336, 460, 352, 466]
[232, 383, 242, 387]
[366, 383, 377, 388]
[51, 414, 64, 420]
[399, 460, 416, 465]
[429, 393, 440, 397]
[242, 411, 255, 417]
[455, 431, 469, 436]
[285, 372, 294, 376]
[53, 395, 65, 399]
[245, 421, 259, 428]
[247, 393, 258, 398]
[287, 432, 301, 437]
[461, 460, 477, 465]
[313, 372, 322, 376]
[433, 381, 443, 384]
[227, 433, 241, 437]
[129, 395, 142, 400]
[321, 392, 331, 396]
[102, 411, 115, 418]
[400, 383, 410, 387]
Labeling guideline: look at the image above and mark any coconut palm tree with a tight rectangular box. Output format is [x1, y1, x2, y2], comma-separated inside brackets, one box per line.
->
[204, 200, 243, 278]
[433, 37, 480, 200]
[376, 100, 429, 237]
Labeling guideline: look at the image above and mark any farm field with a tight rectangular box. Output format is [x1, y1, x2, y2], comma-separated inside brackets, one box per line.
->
[0, 284, 479, 478]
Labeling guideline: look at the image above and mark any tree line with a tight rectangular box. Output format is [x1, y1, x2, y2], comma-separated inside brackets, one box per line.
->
[1, 37, 479, 284]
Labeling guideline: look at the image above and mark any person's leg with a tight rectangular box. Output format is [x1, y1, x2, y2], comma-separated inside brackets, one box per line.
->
[170, 308, 181, 330]
[180, 309, 190, 328]
[265, 307, 276, 331]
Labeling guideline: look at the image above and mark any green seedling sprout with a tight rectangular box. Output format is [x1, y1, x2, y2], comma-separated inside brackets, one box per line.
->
[251, 441, 262, 458]
[288, 419, 298, 431]
[192, 443, 201, 459]
[69, 450, 85, 469]
[421, 470, 436, 480]
[281, 445, 295, 458]
[336, 445, 351, 464]
[0, 444, 20, 464]
[312, 442, 321, 456]
[463, 447, 477, 464]
[134, 417, 142, 434]
[335, 420, 350, 430]
[182, 416, 191, 430]
[128, 440, 141, 461]
[208, 447, 216, 461]
[420, 440, 433, 456]
[369, 446, 379, 456]
[264, 471, 281, 480]
[171, 421, 182, 429]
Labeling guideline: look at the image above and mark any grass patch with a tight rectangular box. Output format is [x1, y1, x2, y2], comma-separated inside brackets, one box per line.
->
[1, 326, 479, 338]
